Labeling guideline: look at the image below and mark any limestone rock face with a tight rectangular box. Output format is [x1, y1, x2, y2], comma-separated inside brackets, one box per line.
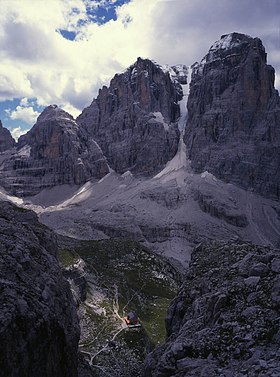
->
[77, 58, 180, 175]
[0, 105, 109, 196]
[143, 240, 280, 376]
[169, 64, 188, 85]
[184, 33, 280, 200]
[0, 201, 80, 377]
[0, 120, 15, 152]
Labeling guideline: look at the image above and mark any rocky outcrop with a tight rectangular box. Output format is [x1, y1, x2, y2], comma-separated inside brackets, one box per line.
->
[143, 240, 280, 376]
[184, 33, 280, 200]
[0, 105, 109, 196]
[0, 120, 15, 152]
[0, 201, 80, 377]
[192, 189, 249, 227]
[169, 64, 188, 85]
[77, 58, 181, 175]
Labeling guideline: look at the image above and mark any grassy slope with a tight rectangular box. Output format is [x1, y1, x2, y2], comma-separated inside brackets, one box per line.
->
[58, 237, 181, 376]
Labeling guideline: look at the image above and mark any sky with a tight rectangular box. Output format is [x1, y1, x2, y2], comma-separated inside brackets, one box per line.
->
[0, 0, 280, 140]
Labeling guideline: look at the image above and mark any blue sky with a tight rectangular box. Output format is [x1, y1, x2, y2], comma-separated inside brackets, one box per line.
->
[59, 0, 130, 40]
[0, 0, 280, 140]
[0, 0, 133, 139]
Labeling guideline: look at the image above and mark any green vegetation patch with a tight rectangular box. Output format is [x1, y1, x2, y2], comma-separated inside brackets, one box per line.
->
[58, 249, 80, 268]
[58, 236, 182, 376]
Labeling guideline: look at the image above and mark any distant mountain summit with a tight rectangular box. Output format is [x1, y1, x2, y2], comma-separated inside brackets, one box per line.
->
[0, 105, 109, 196]
[77, 57, 181, 175]
[184, 32, 280, 199]
[0, 34, 279, 200]
[0, 58, 186, 195]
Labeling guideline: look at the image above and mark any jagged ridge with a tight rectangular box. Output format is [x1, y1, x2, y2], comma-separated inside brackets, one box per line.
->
[77, 57, 181, 175]
[0, 105, 109, 196]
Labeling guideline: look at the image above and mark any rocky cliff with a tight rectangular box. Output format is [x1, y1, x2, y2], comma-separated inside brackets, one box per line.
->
[184, 33, 280, 200]
[143, 240, 280, 376]
[0, 121, 15, 152]
[77, 58, 181, 175]
[0, 105, 109, 196]
[0, 201, 80, 377]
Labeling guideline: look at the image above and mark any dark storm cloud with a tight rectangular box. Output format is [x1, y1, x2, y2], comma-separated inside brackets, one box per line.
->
[0, 20, 56, 61]
[152, 0, 280, 85]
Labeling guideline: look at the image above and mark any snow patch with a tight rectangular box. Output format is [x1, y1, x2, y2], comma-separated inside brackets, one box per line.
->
[178, 84, 188, 132]
[16, 145, 31, 157]
[159, 64, 178, 82]
[0, 186, 24, 205]
[210, 34, 243, 52]
[154, 137, 190, 179]
[131, 67, 137, 79]
[122, 171, 133, 179]
[194, 34, 244, 74]
[149, 112, 169, 131]
[156, 63, 188, 85]
[201, 171, 217, 181]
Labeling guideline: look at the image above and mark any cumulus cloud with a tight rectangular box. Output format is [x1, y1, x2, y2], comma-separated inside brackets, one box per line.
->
[0, 65, 33, 101]
[11, 126, 27, 141]
[20, 98, 29, 107]
[9, 105, 40, 125]
[0, 0, 279, 125]
[0, 0, 157, 115]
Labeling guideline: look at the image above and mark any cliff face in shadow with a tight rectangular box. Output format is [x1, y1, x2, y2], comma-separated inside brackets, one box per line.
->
[0, 201, 80, 377]
[77, 58, 181, 176]
[0, 120, 15, 152]
[184, 33, 280, 200]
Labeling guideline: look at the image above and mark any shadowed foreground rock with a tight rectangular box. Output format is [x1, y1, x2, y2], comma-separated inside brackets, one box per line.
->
[143, 240, 280, 376]
[0, 201, 80, 377]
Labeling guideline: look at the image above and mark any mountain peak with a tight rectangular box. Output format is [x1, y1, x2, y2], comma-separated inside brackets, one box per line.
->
[185, 32, 280, 200]
[193, 32, 266, 77]
[36, 105, 74, 124]
[125, 58, 188, 86]
[77, 56, 181, 176]
[210, 32, 253, 52]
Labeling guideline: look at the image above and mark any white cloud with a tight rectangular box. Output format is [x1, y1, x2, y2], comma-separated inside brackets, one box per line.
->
[0, 0, 279, 123]
[10, 105, 40, 125]
[20, 97, 29, 107]
[61, 103, 81, 118]
[11, 126, 27, 141]
[0, 0, 157, 115]
[0, 64, 33, 101]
